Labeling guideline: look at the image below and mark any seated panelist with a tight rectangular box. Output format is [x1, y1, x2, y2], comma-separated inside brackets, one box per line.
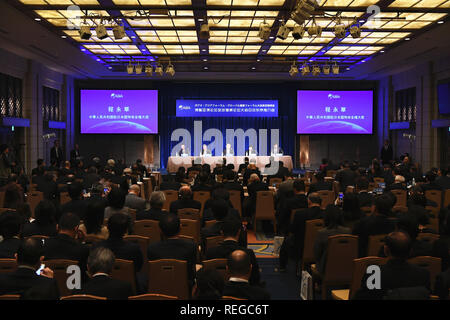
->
[271, 144, 283, 156]
[246, 146, 258, 156]
[222, 143, 234, 156]
[200, 144, 212, 157]
[177, 144, 190, 157]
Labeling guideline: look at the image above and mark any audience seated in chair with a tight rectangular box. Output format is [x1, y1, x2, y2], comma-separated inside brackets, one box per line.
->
[277, 179, 308, 236]
[0, 211, 22, 258]
[192, 268, 224, 300]
[169, 186, 201, 214]
[79, 200, 109, 240]
[125, 184, 146, 212]
[136, 191, 168, 221]
[21, 200, 58, 238]
[61, 182, 88, 220]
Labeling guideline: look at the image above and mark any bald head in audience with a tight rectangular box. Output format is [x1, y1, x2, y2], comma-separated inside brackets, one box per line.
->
[227, 250, 252, 280]
[307, 192, 322, 208]
[179, 185, 193, 200]
[128, 184, 140, 196]
[384, 231, 411, 260]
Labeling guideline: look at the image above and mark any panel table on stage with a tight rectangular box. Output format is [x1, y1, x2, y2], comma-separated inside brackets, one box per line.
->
[167, 156, 293, 173]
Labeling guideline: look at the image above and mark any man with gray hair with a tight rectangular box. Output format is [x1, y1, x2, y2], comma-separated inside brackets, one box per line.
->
[73, 247, 135, 300]
[125, 184, 146, 212]
[136, 191, 167, 221]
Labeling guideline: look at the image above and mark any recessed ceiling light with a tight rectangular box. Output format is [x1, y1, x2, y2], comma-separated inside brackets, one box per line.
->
[131, 36, 136, 39]
[359, 20, 365, 23]
[252, 67, 256, 70]
[405, 37, 410, 40]
[437, 21, 444, 24]
[262, 49, 266, 52]
[380, 50, 385, 53]
[108, 66, 112, 69]
[81, 48, 86, 51]
[269, 36, 274, 39]
[202, 49, 207, 52]
[361, 60, 366, 62]
[203, 58, 207, 62]
[204, 66, 208, 70]
[34, 18, 41, 21]
[96, 59, 100, 61]
[198, 18, 204, 22]
[346, 67, 350, 70]
[61, 35, 67, 38]
[257, 59, 261, 62]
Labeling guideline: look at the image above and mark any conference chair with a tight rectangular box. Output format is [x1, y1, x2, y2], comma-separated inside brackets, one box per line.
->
[228, 190, 242, 217]
[391, 189, 407, 207]
[392, 206, 408, 214]
[124, 235, 150, 275]
[425, 204, 440, 215]
[60, 192, 71, 205]
[128, 208, 137, 223]
[0, 294, 20, 300]
[61, 295, 106, 300]
[367, 234, 388, 256]
[29, 183, 38, 192]
[204, 219, 217, 229]
[112, 259, 136, 294]
[326, 170, 337, 178]
[148, 259, 189, 300]
[193, 191, 211, 216]
[143, 178, 153, 201]
[0, 208, 12, 215]
[444, 189, 450, 208]
[0, 191, 5, 207]
[360, 206, 372, 216]
[311, 235, 359, 300]
[26, 191, 44, 218]
[162, 190, 178, 212]
[27, 235, 49, 242]
[202, 258, 228, 281]
[318, 190, 335, 210]
[408, 256, 441, 292]
[204, 235, 225, 253]
[178, 208, 200, 221]
[128, 293, 178, 300]
[425, 190, 442, 210]
[416, 233, 440, 244]
[179, 219, 200, 245]
[301, 219, 325, 272]
[331, 257, 388, 300]
[83, 234, 104, 247]
[254, 191, 277, 234]
[139, 183, 145, 200]
[373, 177, 385, 184]
[268, 177, 282, 188]
[0, 258, 17, 274]
[134, 220, 161, 244]
[44, 259, 78, 297]
[222, 296, 247, 300]
[425, 211, 439, 233]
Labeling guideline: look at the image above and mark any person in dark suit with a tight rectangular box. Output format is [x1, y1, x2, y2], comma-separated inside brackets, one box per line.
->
[335, 162, 358, 192]
[70, 144, 81, 162]
[73, 247, 135, 300]
[0, 211, 22, 258]
[136, 191, 168, 221]
[83, 166, 100, 190]
[244, 173, 268, 223]
[223, 250, 270, 300]
[200, 144, 212, 156]
[31, 159, 46, 177]
[270, 144, 283, 156]
[356, 178, 374, 208]
[177, 144, 189, 156]
[436, 166, 450, 190]
[352, 194, 397, 257]
[201, 199, 231, 242]
[192, 171, 213, 192]
[278, 193, 324, 271]
[50, 140, 64, 168]
[124, 184, 146, 212]
[238, 157, 249, 174]
[0, 238, 59, 299]
[94, 213, 143, 274]
[43, 212, 90, 281]
[435, 267, 450, 300]
[353, 231, 430, 300]
[222, 143, 234, 156]
[147, 213, 197, 287]
[61, 182, 88, 220]
[37, 172, 59, 203]
[21, 200, 58, 238]
[242, 161, 261, 186]
[245, 146, 257, 156]
[385, 175, 407, 191]
[192, 268, 225, 300]
[169, 186, 201, 214]
[380, 139, 393, 165]
[421, 171, 444, 192]
[206, 216, 261, 286]
[222, 170, 244, 202]
[382, 164, 395, 186]
[277, 179, 308, 236]
[159, 174, 182, 191]
[308, 171, 333, 194]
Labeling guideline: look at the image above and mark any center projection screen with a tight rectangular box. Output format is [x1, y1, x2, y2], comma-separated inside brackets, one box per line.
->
[297, 90, 373, 134]
[80, 89, 158, 134]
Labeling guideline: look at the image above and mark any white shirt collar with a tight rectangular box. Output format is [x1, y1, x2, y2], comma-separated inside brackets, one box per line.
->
[93, 273, 110, 277]
[229, 277, 249, 283]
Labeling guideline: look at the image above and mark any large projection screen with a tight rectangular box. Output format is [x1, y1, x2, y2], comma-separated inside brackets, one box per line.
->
[297, 90, 373, 134]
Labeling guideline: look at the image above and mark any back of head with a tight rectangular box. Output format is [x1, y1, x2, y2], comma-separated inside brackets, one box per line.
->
[195, 268, 225, 300]
[68, 182, 83, 200]
[385, 231, 411, 260]
[107, 213, 129, 239]
[212, 188, 230, 202]
[221, 216, 241, 238]
[159, 213, 180, 238]
[129, 184, 140, 195]
[34, 200, 56, 226]
[0, 211, 22, 239]
[179, 186, 193, 200]
[308, 193, 322, 206]
[58, 212, 80, 232]
[224, 170, 235, 182]
[107, 187, 126, 209]
[211, 199, 229, 221]
[227, 249, 251, 278]
[198, 171, 209, 184]
[397, 214, 420, 240]
[324, 205, 344, 229]
[85, 200, 106, 234]
[293, 179, 305, 193]
[375, 194, 393, 216]
[425, 171, 436, 183]
[150, 191, 166, 209]
[356, 177, 369, 191]
[88, 247, 115, 276]
[17, 238, 43, 267]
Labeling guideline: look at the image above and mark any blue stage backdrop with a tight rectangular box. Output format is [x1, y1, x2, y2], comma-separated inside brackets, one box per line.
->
[158, 82, 296, 169]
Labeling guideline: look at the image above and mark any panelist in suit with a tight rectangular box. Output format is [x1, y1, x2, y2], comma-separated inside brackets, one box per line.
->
[70, 143, 81, 162]
[271, 144, 283, 156]
[73, 247, 135, 299]
[223, 143, 234, 156]
[200, 144, 212, 156]
[50, 140, 64, 168]
[177, 144, 190, 156]
[245, 145, 257, 156]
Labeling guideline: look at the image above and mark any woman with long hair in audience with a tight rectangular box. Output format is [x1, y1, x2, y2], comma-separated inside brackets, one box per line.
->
[21, 200, 58, 237]
[314, 205, 351, 275]
[79, 199, 108, 239]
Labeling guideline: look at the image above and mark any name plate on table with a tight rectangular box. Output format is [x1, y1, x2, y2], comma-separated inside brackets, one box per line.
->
[180, 153, 189, 157]
[272, 153, 283, 157]
[202, 154, 211, 157]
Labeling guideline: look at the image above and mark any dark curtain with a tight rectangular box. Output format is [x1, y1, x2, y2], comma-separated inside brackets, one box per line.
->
[158, 82, 296, 169]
